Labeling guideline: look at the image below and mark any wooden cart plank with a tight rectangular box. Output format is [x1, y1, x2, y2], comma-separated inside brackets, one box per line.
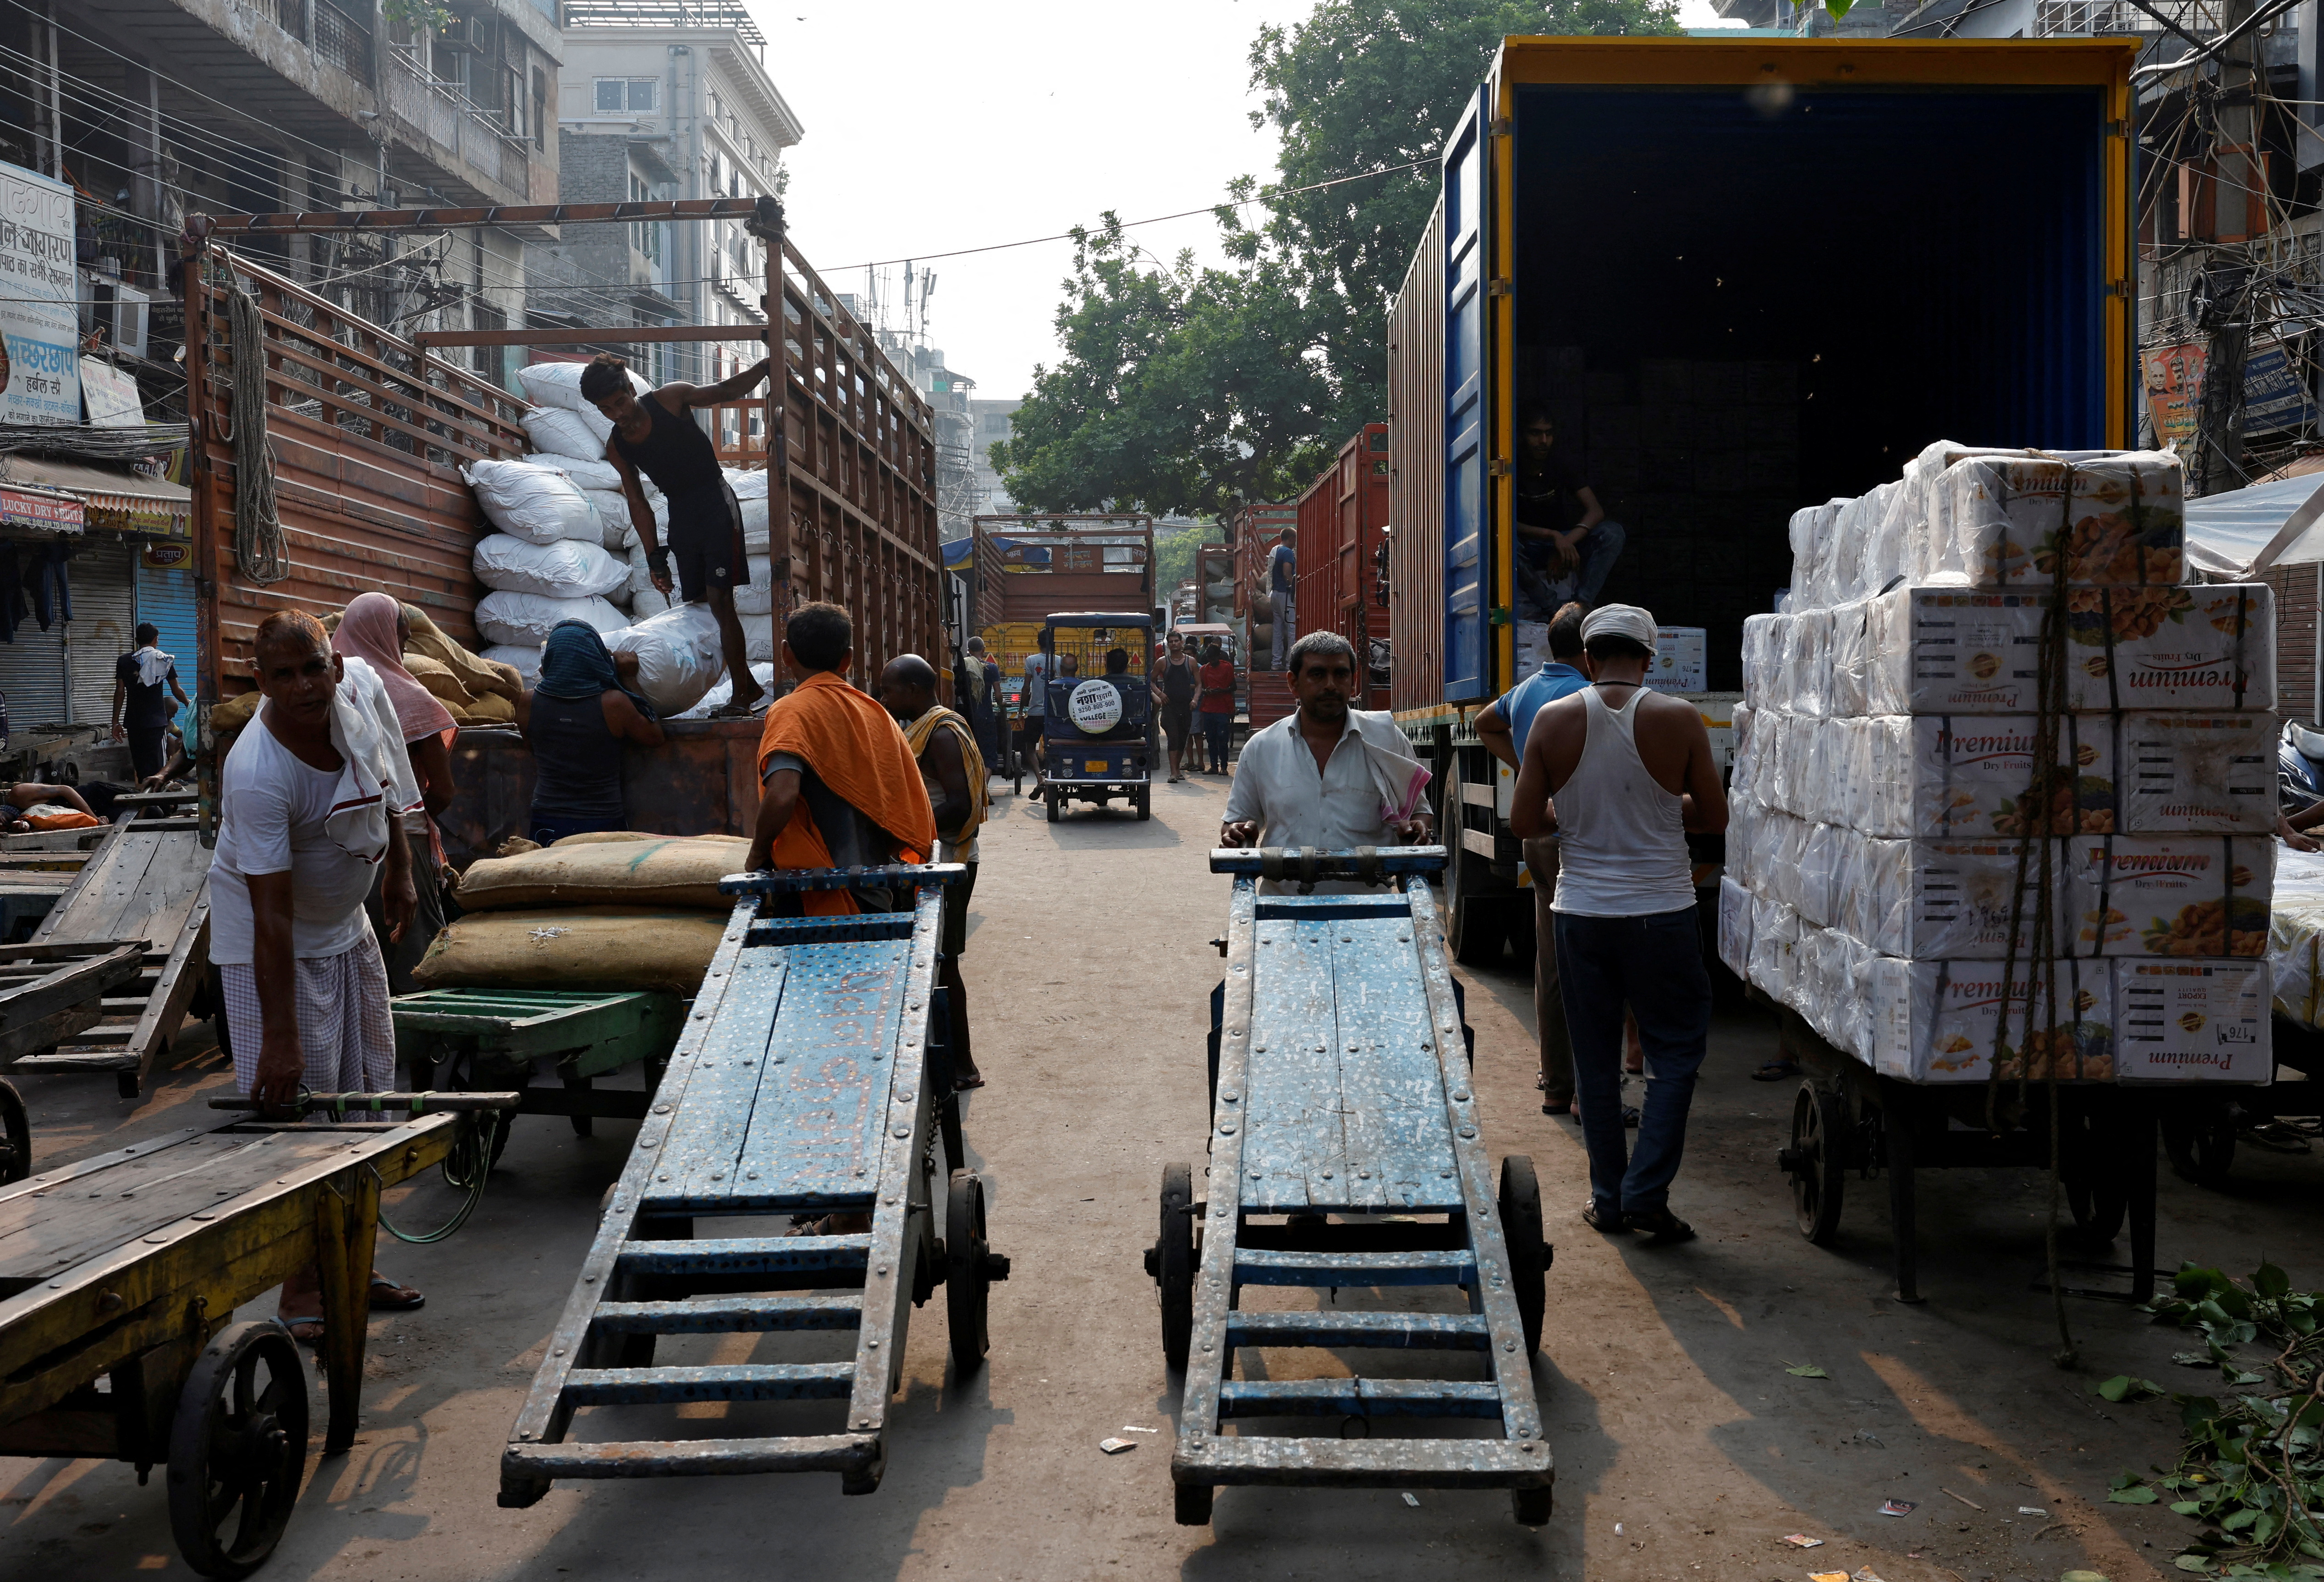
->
[732, 938, 911, 1205]
[649, 947, 791, 1202]
[1241, 918, 1346, 1211]
[1331, 916, 1461, 1214]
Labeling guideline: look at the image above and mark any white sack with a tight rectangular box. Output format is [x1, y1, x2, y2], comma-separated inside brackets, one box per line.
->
[482, 643, 542, 683]
[472, 534, 630, 601]
[520, 404, 612, 462]
[744, 612, 775, 664]
[476, 591, 628, 648]
[726, 468, 769, 499]
[605, 602, 729, 716]
[518, 358, 648, 415]
[464, 459, 602, 546]
[732, 555, 777, 616]
[677, 661, 778, 720]
[629, 587, 673, 620]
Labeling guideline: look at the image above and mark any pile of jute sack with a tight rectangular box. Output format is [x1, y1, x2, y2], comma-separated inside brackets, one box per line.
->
[414, 831, 751, 997]
[1723, 443, 2276, 1086]
[210, 606, 524, 733]
[457, 361, 783, 717]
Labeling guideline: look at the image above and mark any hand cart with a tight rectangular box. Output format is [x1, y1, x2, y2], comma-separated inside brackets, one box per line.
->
[499, 862, 1007, 1506]
[1766, 999, 2166, 1303]
[393, 988, 687, 1162]
[1151, 846, 1554, 1527]
[0, 1093, 513, 1578]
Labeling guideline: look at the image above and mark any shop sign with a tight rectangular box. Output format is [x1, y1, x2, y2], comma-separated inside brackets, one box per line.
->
[0, 161, 80, 425]
[140, 539, 193, 570]
[0, 486, 83, 533]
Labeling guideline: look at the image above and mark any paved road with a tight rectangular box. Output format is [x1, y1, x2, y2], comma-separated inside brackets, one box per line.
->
[4, 770, 2319, 1580]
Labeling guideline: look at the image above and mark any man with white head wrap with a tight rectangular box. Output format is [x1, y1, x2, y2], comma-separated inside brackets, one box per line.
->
[1509, 604, 1727, 1245]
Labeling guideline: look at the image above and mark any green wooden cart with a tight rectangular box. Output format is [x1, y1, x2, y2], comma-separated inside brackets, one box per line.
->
[392, 989, 687, 1145]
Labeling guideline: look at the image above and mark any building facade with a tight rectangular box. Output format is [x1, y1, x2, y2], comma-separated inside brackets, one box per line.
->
[535, 0, 802, 391]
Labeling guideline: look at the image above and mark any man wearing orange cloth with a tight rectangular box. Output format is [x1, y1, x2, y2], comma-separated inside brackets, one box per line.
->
[744, 601, 935, 916]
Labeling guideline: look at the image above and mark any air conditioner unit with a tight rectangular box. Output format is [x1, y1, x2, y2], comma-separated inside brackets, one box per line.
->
[82, 276, 149, 358]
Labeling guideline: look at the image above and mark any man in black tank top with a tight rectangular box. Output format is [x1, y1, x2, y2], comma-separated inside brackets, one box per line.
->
[582, 351, 773, 717]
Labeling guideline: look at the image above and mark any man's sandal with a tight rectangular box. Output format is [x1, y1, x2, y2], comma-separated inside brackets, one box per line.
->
[1581, 1203, 1629, 1234]
[368, 1274, 425, 1311]
[283, 1317, 325, 1346]
[1626, 1208, 1698, 1245]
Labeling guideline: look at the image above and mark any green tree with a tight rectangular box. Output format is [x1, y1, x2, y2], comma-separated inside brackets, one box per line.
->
[998, 0, 1680, 518]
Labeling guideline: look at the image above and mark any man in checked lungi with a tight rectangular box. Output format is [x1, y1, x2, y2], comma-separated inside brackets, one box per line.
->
[209, 609, 427, 1345]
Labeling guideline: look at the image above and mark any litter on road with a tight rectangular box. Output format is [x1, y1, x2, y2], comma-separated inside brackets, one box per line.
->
[1878, 1499, 1916, 1516]
[1099, 1438, 1137, 1455]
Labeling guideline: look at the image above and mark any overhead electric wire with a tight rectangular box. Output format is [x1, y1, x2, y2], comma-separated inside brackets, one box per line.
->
[2133, 0, 2305, 78]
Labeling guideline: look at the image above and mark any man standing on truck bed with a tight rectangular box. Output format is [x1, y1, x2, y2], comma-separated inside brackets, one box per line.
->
[1514, 408, 1623, 617]
[1510, 605, 1723, 1245]
[582, 351, 770, 719]
[1267, 534, 1297, 671]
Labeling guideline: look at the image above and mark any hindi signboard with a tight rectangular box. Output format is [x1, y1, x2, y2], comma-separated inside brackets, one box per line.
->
[0, 161, 79, 425]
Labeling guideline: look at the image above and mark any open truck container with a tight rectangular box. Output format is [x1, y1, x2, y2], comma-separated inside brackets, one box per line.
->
[1387, 36, 2136, 961]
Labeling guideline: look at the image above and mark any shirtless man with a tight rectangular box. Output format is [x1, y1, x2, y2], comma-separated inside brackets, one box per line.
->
[1511, 604, 1724, 1245]
[0, 782, 100, 831]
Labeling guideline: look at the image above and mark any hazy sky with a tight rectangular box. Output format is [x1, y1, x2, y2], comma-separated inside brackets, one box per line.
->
[773, 0, 1731, 402]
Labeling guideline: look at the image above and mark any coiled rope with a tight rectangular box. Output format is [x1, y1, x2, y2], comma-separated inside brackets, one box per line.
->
[223, 276, 289, 584]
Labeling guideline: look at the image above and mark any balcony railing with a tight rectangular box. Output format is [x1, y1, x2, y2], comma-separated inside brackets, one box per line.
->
[313, 0, 374, 80]
[383, 48, 529, 199]
[2035, 0, 2252, 34]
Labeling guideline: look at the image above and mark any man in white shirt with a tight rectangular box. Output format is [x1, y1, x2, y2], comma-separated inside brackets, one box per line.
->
[1221, 631, 1432, 884]
[212, 609, 423, 1340]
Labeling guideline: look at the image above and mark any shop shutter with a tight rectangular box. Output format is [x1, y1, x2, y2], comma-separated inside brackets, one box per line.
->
[134, 546, 200, 712]
[67, 537, 138, 728]
[0, 540, 74, 730]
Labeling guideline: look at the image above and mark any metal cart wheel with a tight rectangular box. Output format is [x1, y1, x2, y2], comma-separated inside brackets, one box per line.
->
[1497, 1155, 1549, 1355]
[1783, 1082, 1847, 1245]
[0, 1077, 29, 1184]
[946, 1169, 994, 1375]
[1145, 1162, 1196, 1371]
[1512, 1483, 1554, 1527]
[167, 1320, 310, 1581]
[1174, 1480, 1214, 1527]
[2163, 1104, 2238, 1187]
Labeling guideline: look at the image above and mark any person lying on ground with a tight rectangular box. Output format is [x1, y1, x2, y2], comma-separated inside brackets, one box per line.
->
[0, 782, 102, 831]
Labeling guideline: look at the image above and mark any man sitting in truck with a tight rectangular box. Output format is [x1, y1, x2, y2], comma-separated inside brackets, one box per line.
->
[583, 351, 774, 721]
[1513, 408, 1624, 617]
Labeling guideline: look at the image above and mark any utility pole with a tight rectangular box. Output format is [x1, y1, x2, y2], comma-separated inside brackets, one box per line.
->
[2193, 0, 2260, 496]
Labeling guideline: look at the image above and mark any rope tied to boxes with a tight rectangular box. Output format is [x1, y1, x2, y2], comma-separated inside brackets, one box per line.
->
[1991, 450, 2090, 1369]
[220, 267, 290, 584]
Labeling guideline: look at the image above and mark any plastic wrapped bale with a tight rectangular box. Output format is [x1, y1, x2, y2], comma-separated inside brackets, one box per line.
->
[2117, 713, 2276, 833]
[464, 459, 603, 546]
[2269, 849, 2324, 1027]
[518, 359, 648, 414]
[605, 602, 729, 716]
[1717, 875, 1753, 978]
[1940, 451, 2183, 589]
[2113, 958, 2269, 1079]
[732, 555, 777, 616]
[2067, 834, 2274, 958]
[413, 906, 731, 997]
[1836, 834, 2070, 959]
[1745, 894, 1799, 1004]
[454, 834, 752, 911]
[473, 535, 631, 601]
[1843, 715, 2117, 840]
[1866, 955, 2112, 1084]
[476, 591, 628, 648]
[484, 643, 544, 684]
[520, 404, 612, 461]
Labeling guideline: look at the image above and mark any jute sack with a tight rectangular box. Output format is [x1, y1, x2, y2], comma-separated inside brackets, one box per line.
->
[413, 907, 729, 996]
[454, 834, 751, 912]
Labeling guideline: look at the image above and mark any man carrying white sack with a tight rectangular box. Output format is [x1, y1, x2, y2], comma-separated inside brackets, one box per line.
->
[582, 350, 773, 720]
[1511, 604, 1725, 1246]
[211, 609, 426, 1342]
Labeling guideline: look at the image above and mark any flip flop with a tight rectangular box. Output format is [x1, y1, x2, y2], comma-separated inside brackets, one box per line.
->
[283, 1318, 325, 1346]
[1626, 1207, 1697, 1245]
[368, 1274, 425, 1311]
[954, 1072, 987, 1092]
[1581, 1203, 1629, 1234]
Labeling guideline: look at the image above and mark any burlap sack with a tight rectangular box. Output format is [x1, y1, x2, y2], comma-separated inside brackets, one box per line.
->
[412, 906, 729, 996]
[455, 691, 516, 725]
[454, 834, 751, 911]
[404, 653, 476, 707]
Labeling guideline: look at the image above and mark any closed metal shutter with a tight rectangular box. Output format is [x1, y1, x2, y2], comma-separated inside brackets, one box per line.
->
[67, 538, 138, 729]
[0, 540, 74, 729]
[134, 545, 199, 715]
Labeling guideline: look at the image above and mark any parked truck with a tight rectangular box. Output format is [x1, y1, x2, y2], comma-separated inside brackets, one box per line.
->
[1292, 423, 1393, 710]
[1386, 35, 2136, 962]
[968, 514, 1157, 679]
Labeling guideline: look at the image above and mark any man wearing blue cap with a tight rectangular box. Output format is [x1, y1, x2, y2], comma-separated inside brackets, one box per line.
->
[1510, 604, 1725, 1245]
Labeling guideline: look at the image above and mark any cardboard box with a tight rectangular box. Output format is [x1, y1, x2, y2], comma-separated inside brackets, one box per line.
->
[2066, 835, 2272, 958]
[1717, 875, 1752, 979]
[1866, 955, 2112, 1084]
[2113, 959, 2270, 1081]
[1647, 626, 1707, 694]
[2118, 713, 2275, 833]
[1844, 837, 2067, 960]
[1851, 715, 2117, 838]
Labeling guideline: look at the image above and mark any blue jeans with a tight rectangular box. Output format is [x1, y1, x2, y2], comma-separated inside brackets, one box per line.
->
[1518, 519, 1626, 619]
[1553, 904, 1710, 1218]
[1201, 711, 1231, 771]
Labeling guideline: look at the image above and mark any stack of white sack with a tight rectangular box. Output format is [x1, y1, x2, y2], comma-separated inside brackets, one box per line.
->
[605, 603, 729, 717]
[476, 591, 629, 648]
[677, 661, 777, 720]
[464, 460, 603, 547]
[1725, 444, 2272, 1086]
[473, 535, 630, 601]
[483, 643, 544, 684]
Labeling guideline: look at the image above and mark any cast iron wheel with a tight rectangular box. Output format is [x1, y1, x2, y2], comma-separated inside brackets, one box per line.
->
[0, 1078, 28, 1184]
[1784, 1082, 1847, 1245]
[1497, 1155, 1549, 1355]
[1044, 785, 1060, 824]
[1145, 1162, 1196, 1371]
[2164, 1104, 2239, 1187]
[1512, 1484, 1555, 1527]
[167, 1320, 310, 1580]
[1173, 1481, 1214, 1526]
[946, 1168, 996, 1374]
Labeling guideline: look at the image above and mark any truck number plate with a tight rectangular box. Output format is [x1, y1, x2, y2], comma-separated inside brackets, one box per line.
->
[1084, 759, 1109, 774]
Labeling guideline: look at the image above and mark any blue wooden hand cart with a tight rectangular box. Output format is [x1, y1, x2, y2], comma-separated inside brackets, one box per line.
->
[499, 863, 1004, 1506]
[1151, 846, 1554, 1526]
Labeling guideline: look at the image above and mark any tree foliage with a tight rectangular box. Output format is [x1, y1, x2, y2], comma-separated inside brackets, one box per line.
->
[997, 0, 1681, 520]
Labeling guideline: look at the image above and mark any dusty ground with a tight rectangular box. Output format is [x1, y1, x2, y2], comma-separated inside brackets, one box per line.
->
[5, 770, 2320, 1582]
